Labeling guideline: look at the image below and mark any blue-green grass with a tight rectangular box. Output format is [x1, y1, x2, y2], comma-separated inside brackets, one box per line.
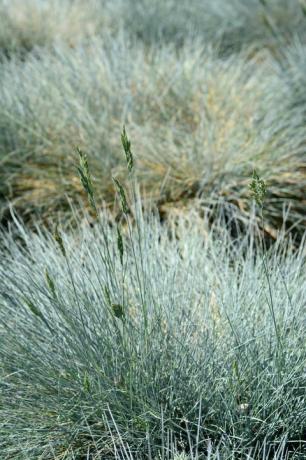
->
[0, 202, 305, 458]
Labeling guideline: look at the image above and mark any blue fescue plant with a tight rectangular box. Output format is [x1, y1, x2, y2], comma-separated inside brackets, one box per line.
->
[0, 36, 305, 239]
[0, 129, 305, 458]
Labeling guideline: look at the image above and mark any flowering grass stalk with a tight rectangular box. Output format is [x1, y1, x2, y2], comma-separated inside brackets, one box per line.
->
[0, 131, 305, 458]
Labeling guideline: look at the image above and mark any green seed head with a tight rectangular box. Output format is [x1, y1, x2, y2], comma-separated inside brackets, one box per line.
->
[249, 170, 267, 208]
[121, 126, 134, 173]
[53, 226, 66, 257]
[113, 178, 129, 214]
[111, 303, 125, 319]
[117, 226, 124, 265]
[83, 372, 91, 393]
[45, 269, 56, 297]
[77, 147, 97, 215]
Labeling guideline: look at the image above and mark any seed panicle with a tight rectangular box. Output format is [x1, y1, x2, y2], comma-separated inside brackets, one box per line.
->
[45, 269, 56, 297]
[111, 303, 125, 319]
[117, 226, 124, 265]
[121, 126, 134, 173]
[249, 170, 267, 207]
[113, 177, 129, 214]
[53, 226, 66, 257]
[77, 147, 97, 215]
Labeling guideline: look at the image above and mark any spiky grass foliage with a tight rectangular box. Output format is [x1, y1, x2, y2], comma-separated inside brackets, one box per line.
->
[0, 0, 118, 55]
[1, 0, 306, 56]
[0, 200, 305, 458]
[122, 0, 306, 54]
[275, 39, 306, 117]
[0, 38, 305, 235]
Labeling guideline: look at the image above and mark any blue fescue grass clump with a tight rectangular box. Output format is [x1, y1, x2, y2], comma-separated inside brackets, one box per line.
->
[0, 205, 305, 458]
[0, 0, 118, 54]
[0, 38, 305, 238]
[122, 0, 306, 53]
[1, 0, 306, 55]
[0, 1, 305, 239]
[0, 145, 305, 458]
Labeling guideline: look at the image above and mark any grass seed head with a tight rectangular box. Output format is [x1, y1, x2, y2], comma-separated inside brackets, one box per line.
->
[249, 170, 267, 208]
[24, 297, 51, 332]
[77, 147, 97, 216]
[83, 372, 91, 393]
[45, 269, 56, 297]
[117, 225, 124, 265]
[53, 225, 66, 257]
[113, 177, 129, 214]
[121, 125, 134, 173]
[104, 286, 112, 307]
[111, 303, 125, 319]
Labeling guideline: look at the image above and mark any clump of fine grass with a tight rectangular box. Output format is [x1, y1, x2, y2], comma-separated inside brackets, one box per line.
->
[122, 0, 306, 54]
[0, 140, 305, 458]
[0, 0, 118, 55]
[1, 0, 305, 57]
[275, 39, 306, 118]
[0, 37, 305, 237]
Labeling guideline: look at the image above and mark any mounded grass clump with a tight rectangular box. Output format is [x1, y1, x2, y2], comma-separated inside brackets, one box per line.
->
[278, 40, 306, 117]
[0, 0, 118, 55]
[1, 0, 306, 55]
[1, 2, 305, 458]
[0, 38, 305, 236]
[0, 201, 305, 458]
[122, 0, 306, 54]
